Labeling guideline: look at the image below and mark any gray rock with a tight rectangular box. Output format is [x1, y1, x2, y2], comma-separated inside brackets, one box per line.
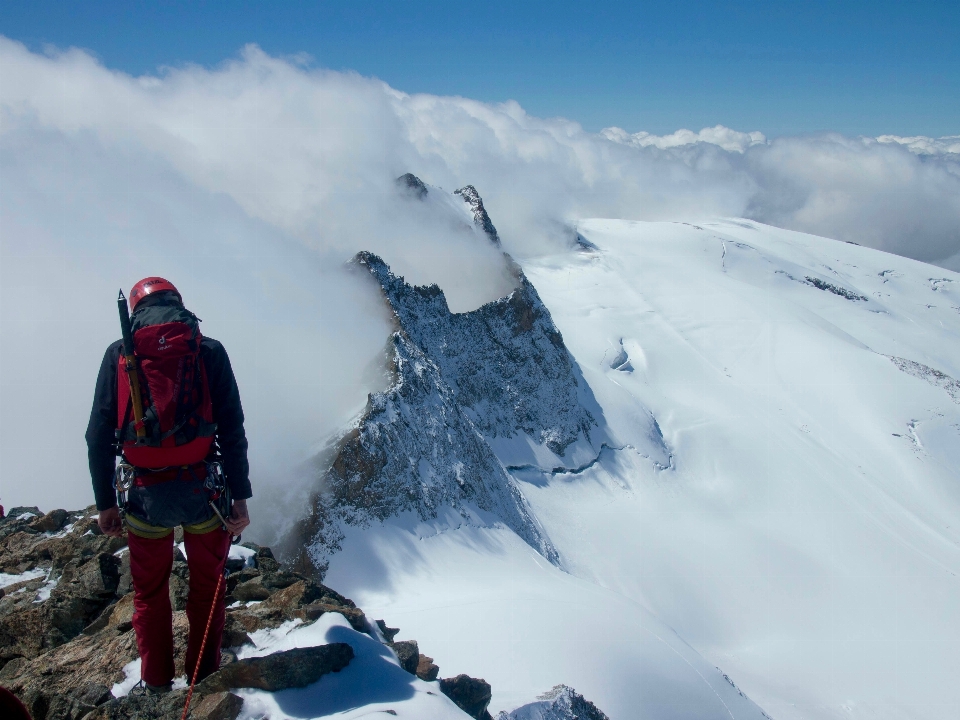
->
[396, 173, 429, 200]
[495, 684, 610, 720]
[198, 643, 354, 693]
[376, 619, 399, 643]
[231, 577, 271, 602]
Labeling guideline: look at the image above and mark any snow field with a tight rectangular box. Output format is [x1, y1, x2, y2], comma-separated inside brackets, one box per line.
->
[325, 512, 769, 720]
[519, 219, 960, 720]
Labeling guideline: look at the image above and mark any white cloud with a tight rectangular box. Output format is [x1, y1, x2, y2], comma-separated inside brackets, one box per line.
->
[876, 134, 960, 157]
[601, 125, 768, 153]
[1, 37, 959, 516]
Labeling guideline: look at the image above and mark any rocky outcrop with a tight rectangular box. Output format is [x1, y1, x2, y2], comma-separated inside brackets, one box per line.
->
[455, 185, 501, 246]
[0, 505, 505, 719]
[358, 253, 597, 454]
[0, 507, 128, 667]
[0, 508, 377, 719]
[288, 232, 606, 574]
[496, 684, 610, 720]
[396, 173, 429, 200]
[440, 674, 494, 720]
[197, 643, 354, 693]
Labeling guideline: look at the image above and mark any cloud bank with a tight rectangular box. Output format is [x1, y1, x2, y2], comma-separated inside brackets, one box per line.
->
[1, 38, 958, 522]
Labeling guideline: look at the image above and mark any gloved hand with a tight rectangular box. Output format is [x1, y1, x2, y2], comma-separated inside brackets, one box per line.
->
[98, 506, 124, 537]
[225, 499, 250, 536]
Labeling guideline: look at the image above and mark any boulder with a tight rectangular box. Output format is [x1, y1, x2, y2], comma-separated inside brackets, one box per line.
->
[30, 509, 69, 533]
[198, 643, 354, 693]
[226, 567, 260, 594]
[391, 640, 419, 675]
[231, 577, 271, 602]
[440, 674, 493, 720]
[416, 654, 439, 682]
[192, 690, 244, 720]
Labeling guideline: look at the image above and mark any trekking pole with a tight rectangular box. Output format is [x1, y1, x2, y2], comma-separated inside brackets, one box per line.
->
[181, 547, 229, 720]
[118, 290, 147, 442]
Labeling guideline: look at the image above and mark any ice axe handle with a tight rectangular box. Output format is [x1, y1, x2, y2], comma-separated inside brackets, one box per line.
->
[209, 501, 241, 544]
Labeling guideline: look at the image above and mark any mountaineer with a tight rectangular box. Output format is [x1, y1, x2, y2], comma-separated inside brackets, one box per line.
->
[85, 277, 252, 693]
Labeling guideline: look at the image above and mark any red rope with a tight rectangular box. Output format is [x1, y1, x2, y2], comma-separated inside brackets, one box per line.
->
[181, 548, 228, 720]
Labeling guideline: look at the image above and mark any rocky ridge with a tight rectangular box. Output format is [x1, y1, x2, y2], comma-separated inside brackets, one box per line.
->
[496, 684, 609, 720]
[453, 185, 501, 246]
[289, 180, 606, 575]
[0, 506, 512, 719]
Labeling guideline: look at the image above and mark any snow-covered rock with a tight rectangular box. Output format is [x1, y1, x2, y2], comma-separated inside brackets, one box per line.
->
[288, 200, 640, 574]
[497, 685, 608, 720]
[455, 184, 501, 246]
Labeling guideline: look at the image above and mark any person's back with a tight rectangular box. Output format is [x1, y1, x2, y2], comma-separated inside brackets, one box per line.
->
[85, 277, 252, 692]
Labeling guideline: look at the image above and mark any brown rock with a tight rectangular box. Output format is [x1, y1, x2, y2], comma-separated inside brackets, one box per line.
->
[192, 690, 244, 720]
[198, 643, 354, 693]
[391, 640, 419, 674]
[30, 509, 69, 533]
[108, 593, 135, 631]
[3, 627, 138, 716]
[298, 602, 368, 632]
[416, 653, 439, 682]
[439, 674, 493, 720]
[262, 579, 323, 609]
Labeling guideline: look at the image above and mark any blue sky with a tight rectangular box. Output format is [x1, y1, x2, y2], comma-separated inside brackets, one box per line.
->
[2, 0, 958, 137]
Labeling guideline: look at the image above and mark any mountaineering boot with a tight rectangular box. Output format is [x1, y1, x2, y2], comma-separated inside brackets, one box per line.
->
[145, 681, 173, 695]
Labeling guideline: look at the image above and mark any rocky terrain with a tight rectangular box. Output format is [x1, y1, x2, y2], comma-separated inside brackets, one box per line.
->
[496, 685, 609, 720]
[1, 504, 600, 720]
[287, 178, 611, 576]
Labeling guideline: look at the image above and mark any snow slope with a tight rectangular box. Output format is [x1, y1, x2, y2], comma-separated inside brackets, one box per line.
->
[326, 218, 960, 720]
[518, 219, 960, 719]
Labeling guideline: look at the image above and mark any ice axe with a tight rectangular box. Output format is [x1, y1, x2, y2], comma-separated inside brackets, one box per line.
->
[209, 501, 242, 544]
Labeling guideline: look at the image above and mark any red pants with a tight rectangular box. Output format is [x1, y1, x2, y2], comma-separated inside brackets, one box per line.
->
[128, 528, 230, 686]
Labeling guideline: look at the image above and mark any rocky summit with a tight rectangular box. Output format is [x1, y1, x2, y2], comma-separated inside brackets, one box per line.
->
[0, 506, 505, 719]
[287, 240, 609, 575]
[497, 685, 610, 720]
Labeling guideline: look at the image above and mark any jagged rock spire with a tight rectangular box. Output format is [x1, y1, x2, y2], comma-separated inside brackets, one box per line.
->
[395, 173, 428, 199]
[455, 185, 501, 246]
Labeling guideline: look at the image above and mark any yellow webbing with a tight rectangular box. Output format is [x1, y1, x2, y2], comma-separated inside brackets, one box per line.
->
[124, 512, 222, 539]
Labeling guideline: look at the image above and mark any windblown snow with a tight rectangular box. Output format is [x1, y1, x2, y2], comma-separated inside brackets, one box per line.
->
[321, 214, 960, 720]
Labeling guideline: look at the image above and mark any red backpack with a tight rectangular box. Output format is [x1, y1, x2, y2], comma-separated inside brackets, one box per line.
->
[116, 304, 216, 468]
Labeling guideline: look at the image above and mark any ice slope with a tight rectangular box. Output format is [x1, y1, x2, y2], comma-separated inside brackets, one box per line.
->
[516, 219, 960, 720]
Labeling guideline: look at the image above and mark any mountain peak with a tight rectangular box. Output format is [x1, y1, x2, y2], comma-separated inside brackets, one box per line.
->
[455, 185, 501, 246]
[395, 172, 428, 199]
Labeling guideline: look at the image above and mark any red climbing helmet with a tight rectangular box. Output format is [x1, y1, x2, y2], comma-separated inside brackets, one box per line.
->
[129, 277, 181, 311]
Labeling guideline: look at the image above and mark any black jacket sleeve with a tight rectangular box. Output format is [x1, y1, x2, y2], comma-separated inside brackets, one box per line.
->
[202, 338, 252, 501]
[86, 341, 123, 511]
